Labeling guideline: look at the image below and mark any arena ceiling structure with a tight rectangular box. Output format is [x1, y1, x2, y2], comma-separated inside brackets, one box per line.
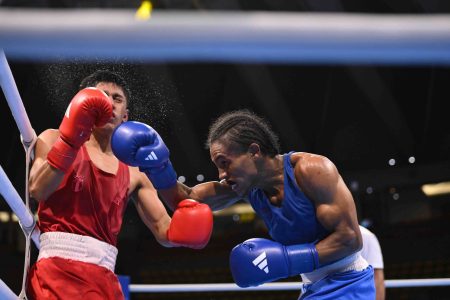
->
[1, 1, 450, 299]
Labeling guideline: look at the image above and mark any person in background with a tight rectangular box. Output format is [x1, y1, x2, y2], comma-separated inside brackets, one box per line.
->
[360, 225, 385, 300]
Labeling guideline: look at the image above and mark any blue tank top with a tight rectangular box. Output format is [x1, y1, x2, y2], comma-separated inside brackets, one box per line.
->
[248, 152, 329, 245]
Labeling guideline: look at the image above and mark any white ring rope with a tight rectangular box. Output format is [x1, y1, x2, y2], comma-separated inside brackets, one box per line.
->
[129, 278, 450, 293]
[1, 50, 39, 300]
[0, 50, 36, 145]
[1, 10, 450, 64]
[0, 50, 39, 245]
[0, 165, 34, 230]
[385, 278, 450, 288]
[0, 279, 17, 300]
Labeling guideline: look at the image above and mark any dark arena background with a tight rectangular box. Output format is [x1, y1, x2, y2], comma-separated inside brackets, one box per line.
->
[1, 1, 450, 299]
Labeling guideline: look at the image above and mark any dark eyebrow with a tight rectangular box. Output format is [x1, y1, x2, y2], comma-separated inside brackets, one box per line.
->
[112, 93, 124, 98]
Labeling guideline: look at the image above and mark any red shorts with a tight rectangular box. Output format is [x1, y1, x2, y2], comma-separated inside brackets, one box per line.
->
[27, 257, 124, 300]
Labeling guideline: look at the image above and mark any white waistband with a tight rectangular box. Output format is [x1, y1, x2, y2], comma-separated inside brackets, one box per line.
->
[38, 232, 118, 272]
[300, 252, 369, 284]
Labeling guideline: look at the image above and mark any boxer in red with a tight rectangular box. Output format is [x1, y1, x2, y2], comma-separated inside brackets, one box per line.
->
[27, 70, 213, 300]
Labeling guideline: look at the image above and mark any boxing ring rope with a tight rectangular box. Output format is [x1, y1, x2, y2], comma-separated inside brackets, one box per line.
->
[1, 50, 39, 299]
[0, 50, 39, 241]
[0, 50, 35, 145]
[0, 279, 17, 300]
[1, 9, 450, 64]
[1, 8, 450, 298]
[0, 166, 39, 246]
[128, 278, 450, 293]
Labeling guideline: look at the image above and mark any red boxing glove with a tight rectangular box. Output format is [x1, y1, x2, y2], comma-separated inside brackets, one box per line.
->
[47, 88, 112, 172]
[167, 199, 213, 249]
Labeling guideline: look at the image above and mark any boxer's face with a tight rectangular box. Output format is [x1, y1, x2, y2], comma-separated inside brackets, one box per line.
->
[95, 82, 128, 131]
[210, 140, 258, 197]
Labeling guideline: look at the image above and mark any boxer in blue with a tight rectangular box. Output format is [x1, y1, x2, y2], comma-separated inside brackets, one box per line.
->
[111, 109, 375, 299]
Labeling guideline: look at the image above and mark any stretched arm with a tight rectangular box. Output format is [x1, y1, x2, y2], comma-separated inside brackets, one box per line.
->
[158, 180, 241, 212]
[132, 169, 173, 247]
[111, 121, 241, 212]
[132, 168, 214, 249]
[296, 154, 362, 264]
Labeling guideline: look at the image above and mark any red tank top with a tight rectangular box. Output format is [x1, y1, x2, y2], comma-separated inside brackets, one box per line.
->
[38, 146, 130, 246]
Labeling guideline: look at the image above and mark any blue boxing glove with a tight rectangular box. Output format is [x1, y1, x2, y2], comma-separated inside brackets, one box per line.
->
[229, 238, 320, 288]
[111, 121, 177, 189]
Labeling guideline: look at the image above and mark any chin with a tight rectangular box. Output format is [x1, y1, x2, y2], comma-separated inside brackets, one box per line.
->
[96, 123, 115, 132]
[240, 191, 249, 198]
[237, 186, 250, 197]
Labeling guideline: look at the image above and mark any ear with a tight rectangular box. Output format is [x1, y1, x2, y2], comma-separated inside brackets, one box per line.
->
[248, 143, 261, 157]
[122, 109, 129, 123]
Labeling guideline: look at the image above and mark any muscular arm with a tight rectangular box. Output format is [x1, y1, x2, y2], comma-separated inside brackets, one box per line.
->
[361, 226, 385, 300]
[158, 180, 241, 212]
[111, 120, 241, 212]
[133, 169, 216, 248]
[131, 168, 173, 247]
[296, 154, 362, 265]
[374, 268, 385, 300]
[29, 129, 65, 201]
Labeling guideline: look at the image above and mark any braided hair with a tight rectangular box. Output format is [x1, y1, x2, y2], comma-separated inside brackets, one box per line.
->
[206, 109, 280, 157]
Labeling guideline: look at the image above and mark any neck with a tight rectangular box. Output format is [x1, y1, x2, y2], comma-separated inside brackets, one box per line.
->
[257, 154, 284, 194]
[87, 130, 113, 154]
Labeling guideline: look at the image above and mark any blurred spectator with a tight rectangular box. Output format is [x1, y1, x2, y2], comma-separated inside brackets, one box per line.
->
[360, 225, 385, 300]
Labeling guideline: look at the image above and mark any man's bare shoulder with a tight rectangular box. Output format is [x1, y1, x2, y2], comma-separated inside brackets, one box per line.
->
[290, 152, 331, 170]
[38, 128, 60, 143]
[33, 129, 60, 152]
[290, 151, 337, 184]
[127, 165, 150, 194]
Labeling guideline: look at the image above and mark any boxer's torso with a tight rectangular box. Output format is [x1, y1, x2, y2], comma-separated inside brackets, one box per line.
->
[248, 152, 329, 245]
[38, 145, 130, 246]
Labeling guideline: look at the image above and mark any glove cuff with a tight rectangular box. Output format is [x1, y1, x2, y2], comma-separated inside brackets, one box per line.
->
[47, 137, 79, 172]
[167, 200, 213, 249]
[141, 160, 177, 189]
[285, 243, 319, 276]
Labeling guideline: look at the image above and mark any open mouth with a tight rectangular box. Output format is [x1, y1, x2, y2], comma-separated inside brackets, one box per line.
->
[227, 180, 237, 191]
[220, 179, 238, 191]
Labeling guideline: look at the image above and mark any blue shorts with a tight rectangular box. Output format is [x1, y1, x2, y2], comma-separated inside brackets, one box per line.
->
[299, 266, 375, 300]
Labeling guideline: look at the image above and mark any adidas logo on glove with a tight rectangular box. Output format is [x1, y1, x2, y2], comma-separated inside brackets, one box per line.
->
[145, 151, 158, 161]
[252, 251, 269, 274]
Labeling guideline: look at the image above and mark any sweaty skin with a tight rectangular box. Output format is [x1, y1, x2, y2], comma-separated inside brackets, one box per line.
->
[29, 82, 173, 247]
[158, 141, 362, 265]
